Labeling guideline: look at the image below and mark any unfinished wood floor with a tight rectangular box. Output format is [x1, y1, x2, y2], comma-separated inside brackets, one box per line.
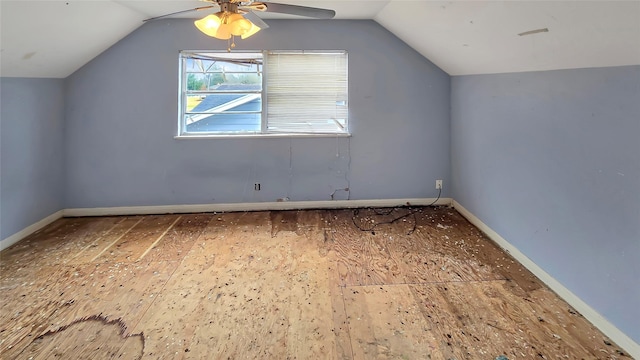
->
[0, 207, 631, 359]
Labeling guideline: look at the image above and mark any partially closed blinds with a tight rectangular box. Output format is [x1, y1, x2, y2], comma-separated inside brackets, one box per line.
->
[265, 51, 348, 134]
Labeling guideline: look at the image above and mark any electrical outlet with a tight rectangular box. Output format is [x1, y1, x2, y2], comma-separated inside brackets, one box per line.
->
[254, 183, 261, 191]
[436, 180, 443, 190]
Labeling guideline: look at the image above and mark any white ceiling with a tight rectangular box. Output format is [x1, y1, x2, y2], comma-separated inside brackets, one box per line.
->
[376, 0, 640, 75]
[1, 0, 639, 78]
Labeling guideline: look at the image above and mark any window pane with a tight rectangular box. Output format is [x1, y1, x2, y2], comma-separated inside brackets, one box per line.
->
[186, 73, 209, 91]
[185, 94, 261, 132]
[181, 51, 263, 134]
[186, 94, 205, 112]
[187, 74, 262, 90]
[186, 92, 261, 114]
[185, 113, 261, 133]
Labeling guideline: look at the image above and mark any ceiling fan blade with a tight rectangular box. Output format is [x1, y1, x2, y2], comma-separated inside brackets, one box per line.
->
[142, 5, 216, 22]
[262, 2, 335, 19]
[243, 11, 270, 30]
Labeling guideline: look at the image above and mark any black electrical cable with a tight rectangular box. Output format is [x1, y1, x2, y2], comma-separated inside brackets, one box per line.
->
[351, 187, 442, 235]
[427, 186, 442, 207]
[373, 208, 395, 216]
[352, 207, 418, 235]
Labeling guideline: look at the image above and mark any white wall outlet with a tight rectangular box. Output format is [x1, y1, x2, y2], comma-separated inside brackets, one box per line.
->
[436, 180, 443, 189]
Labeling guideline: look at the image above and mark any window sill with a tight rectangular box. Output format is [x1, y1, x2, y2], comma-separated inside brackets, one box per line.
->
[174, 133, 352, 140]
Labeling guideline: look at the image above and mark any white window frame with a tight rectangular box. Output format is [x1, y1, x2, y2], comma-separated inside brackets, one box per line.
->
[177, 50, 349, 138]
[178, 51, 264, 136]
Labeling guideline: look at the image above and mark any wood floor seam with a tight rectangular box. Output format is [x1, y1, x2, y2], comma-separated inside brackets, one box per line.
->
[90, 217, 144, 262]
[69, 218, 126, 262]
[339, 285, 356, 360]
[138, 216, 182, 261]
[126, 215, 216, 338]
[339, 277, 510, 289]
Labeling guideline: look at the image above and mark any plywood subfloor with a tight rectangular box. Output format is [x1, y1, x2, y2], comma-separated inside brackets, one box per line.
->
[0, 207, 631, 359]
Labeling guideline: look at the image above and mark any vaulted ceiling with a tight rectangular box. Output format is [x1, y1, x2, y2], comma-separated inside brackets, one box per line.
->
[1, 0, 639, 78]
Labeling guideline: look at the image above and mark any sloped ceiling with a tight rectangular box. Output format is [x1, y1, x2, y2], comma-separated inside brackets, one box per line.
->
[1, 0, 639, 78]
[375, 0, 640, 75]
[1, 1, 145, 78]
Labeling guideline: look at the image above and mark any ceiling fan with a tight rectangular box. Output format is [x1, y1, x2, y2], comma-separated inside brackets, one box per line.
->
[144, 0, 336, 42]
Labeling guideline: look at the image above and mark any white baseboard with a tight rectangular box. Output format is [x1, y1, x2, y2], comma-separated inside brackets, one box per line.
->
[453, 200, 640, 359]
[63, 198, 452, 217]
[2, 199, 451, 250]
[0, 210, 64, 251]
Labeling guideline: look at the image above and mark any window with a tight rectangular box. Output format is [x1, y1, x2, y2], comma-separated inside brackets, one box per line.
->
[179, 50, 348, 137]
[180, 52, 263, 134]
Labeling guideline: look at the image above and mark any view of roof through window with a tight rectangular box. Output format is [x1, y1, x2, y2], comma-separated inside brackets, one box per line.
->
[183, 52, 263, 133]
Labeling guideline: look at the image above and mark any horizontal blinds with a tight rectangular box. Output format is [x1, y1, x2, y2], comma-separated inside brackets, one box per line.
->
[266, 51, 348, 133]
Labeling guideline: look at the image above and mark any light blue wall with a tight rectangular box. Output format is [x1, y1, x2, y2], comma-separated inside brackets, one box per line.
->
[63, 19, 450, 208]
[451, 65, 640, 343]
[0, 78, 66, 241]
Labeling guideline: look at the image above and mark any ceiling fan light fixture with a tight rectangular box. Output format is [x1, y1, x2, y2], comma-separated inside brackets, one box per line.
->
[147, 0, 335, 42]
[240, 22, 261, 39]
[194, 13, 227, 39]
[194, 11, 261, 41]
[227, 13, 252, 36]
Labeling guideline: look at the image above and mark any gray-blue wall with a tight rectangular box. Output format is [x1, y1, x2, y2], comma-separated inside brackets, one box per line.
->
[63, 19, 451, 208]
[451, 65, 640, 343]
[0, 78, 66, 240]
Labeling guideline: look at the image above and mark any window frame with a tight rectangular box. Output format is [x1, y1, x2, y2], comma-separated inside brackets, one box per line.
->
[178, 51, 264, 136]
[176, 50, 350, 139]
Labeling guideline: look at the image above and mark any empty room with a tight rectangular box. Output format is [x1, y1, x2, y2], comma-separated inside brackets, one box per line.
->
[1, 0, 638, 359]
